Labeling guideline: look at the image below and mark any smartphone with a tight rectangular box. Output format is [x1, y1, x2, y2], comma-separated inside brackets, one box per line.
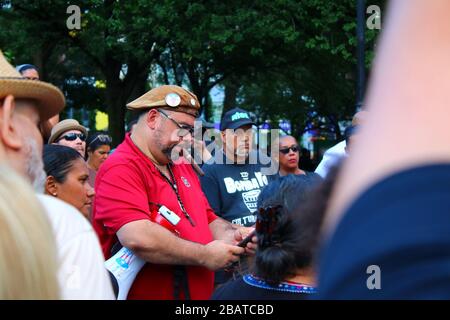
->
[237, 230, 256, 248]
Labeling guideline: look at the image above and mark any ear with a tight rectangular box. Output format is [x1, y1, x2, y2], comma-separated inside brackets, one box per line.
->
[0, 95, 23, 150]
[145, 109, 159, 130]
[45, 176, 58, 197]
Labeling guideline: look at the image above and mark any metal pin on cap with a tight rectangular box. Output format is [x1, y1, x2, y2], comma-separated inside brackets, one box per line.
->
[165, 93, 181, 107]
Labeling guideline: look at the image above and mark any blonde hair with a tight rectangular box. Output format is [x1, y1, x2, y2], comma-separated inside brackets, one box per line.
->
[0, 165, 59, 299]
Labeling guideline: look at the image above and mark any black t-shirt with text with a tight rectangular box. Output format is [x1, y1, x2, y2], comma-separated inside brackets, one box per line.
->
[200, 151, 270, 226]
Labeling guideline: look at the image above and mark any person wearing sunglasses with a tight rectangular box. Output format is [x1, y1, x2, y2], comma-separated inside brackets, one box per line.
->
[212, 174, 323, 300]
[274, 135, 321, 182]
[86, 132, 112, 188]
[0, 51, 113, 300]
[48, 119, 88, 157]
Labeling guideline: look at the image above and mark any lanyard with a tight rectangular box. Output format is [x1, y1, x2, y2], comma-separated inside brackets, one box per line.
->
[129, 136, 196, 227]
[155, 164, 196, 227]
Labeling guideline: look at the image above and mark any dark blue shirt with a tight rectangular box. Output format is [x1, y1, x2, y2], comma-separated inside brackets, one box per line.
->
[318, 164, 450, 299]
[200, 151, 271, 226]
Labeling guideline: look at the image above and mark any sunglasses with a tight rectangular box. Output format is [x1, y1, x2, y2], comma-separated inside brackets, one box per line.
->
[279, 145, 299, 154]
[89, 134, 112, 146]
[158, 109, 194, 137]
[58, 132, 86, 142]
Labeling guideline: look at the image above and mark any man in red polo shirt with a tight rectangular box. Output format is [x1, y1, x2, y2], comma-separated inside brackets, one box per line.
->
[93, 85, 254, 300]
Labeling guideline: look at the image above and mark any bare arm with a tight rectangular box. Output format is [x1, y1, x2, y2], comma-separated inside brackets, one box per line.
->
[117, 219, 244, 271]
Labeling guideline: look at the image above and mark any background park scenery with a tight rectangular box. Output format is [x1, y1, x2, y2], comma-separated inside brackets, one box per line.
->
[0, 0, 384, 167]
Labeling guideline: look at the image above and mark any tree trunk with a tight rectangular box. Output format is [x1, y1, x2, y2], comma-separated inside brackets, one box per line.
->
[222, 79, 239, 116]
[105, 81, 126, 148]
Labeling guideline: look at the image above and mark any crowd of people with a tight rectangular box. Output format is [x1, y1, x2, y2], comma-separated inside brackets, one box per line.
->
[1, 0, 450, 300]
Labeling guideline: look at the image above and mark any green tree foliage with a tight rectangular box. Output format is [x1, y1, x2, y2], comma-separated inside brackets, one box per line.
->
[0, 0, 385, 145]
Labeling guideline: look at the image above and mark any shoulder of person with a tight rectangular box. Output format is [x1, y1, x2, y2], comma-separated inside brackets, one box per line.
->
[37, 194, 93, 241]
[306, 171, 323, 180]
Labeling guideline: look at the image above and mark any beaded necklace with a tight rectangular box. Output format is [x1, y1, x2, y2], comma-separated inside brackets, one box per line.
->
[243, 274, 317, 294]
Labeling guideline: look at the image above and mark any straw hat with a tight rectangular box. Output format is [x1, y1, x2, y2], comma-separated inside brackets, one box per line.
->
[0, 50, 65, 121]
[48, 119, 88, 144]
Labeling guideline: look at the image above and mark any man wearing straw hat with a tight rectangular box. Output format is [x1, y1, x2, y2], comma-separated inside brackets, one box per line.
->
[0, 50, 114, 299]
[93, 84, 256, 300]
[48, 118, 89, 157]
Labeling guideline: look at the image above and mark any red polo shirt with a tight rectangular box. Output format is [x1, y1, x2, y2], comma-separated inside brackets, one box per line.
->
[92, 134, 217, 300]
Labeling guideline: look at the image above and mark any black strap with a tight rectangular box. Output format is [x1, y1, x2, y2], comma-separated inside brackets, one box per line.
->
[155, 164, 196, 226]
[173, 265, 190, 300]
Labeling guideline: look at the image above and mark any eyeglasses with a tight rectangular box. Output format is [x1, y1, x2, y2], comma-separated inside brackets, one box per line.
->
[279, 145, 299, 154]
[89, 134, 112, 146]
[58, 132, 86, 142]
[158, 109, 194, 137]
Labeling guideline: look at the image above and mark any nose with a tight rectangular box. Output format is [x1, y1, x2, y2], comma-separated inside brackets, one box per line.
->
[86, 184, 95, 197]
[180, 132, 193, 144]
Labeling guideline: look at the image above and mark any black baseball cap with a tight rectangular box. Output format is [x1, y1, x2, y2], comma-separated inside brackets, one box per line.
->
[220, 107, 255, 131]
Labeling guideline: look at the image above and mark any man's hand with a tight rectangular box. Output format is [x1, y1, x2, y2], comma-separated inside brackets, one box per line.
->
[234, 226, 257, 255]
[202, 240, 245, 271]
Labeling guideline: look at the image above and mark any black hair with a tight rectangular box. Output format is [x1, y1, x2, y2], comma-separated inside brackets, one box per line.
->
[86, 132, 112, 153]
[253, 174, 324, 285]
[43, 144, 83, 183]
[17, 64, 38, 74]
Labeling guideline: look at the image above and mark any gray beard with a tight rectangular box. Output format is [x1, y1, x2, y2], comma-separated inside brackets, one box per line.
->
[25, 139, 46, 194]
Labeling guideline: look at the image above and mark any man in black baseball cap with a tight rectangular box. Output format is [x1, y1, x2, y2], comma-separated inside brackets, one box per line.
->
[219, 108, 256, 162]
[200, 107, 268, 286]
